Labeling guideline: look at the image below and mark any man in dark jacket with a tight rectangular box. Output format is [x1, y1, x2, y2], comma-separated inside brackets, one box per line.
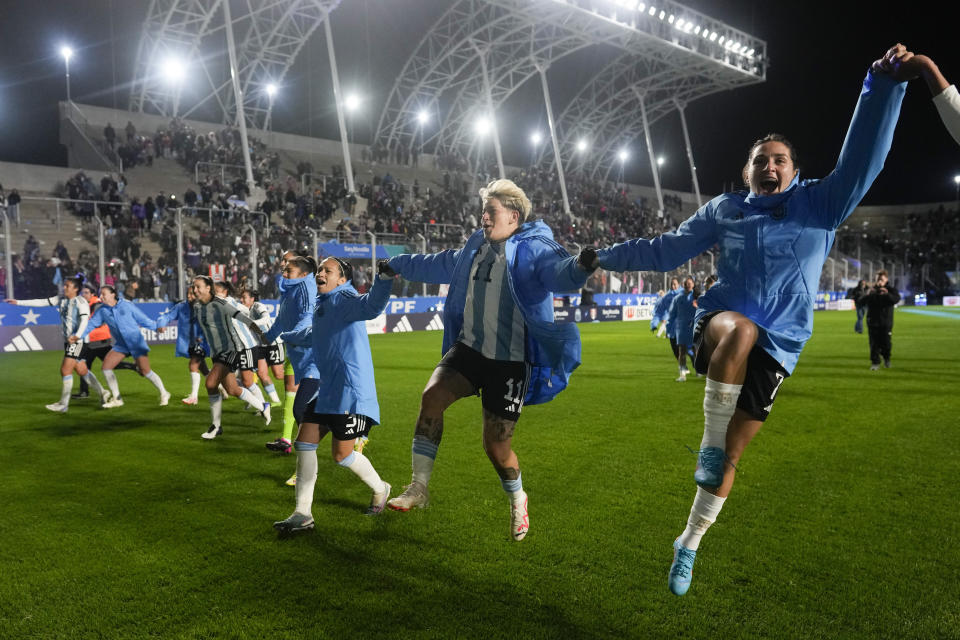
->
[846, 279, 869, 333]
[860, 270, 900, 370]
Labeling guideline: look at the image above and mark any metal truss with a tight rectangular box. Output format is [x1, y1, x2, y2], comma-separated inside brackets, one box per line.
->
[376, 0, 767, 172]
[129, 0, 340, 130]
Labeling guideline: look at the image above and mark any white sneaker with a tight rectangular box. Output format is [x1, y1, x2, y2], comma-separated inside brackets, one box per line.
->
[260, 403, 272, 426]
[387, 482, 429, 511]
[273, 512, 314, 535]
[365, 482, 392, 516]
[511, 491, 530, 541]
[201, 424, 222, 440]
[45, 402, 68, 413]
[675, 375, 687, 382]
[181, 396, 198, 405]
[100, 390, 112, 405]
[102, 397, 125, 408]
[159, 390, 171, 406]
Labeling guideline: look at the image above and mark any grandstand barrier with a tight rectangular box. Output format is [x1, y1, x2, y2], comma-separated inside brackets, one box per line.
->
[0, 292, 903, 352]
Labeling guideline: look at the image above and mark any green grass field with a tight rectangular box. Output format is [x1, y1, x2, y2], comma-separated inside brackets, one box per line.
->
[1, 308, 958, 639]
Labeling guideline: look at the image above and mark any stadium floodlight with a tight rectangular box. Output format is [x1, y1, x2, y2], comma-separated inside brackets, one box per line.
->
[530, 131, 542, 146]
[658, 10, 665, 19]
[576, 139, 588, 152]
[265, 83, 278, 98]
[161, 57, 186, 84]
[60, 46, 73, 62]
[648, 6, 655, 16]
[618, 149, 629, 162]
[668, 15, 675, 24]
[475, 115, 492, 136]
[344, 93, 361, 112]
[417, 109, 429, 125]
[657, 156, 665, 166]
[709, 32, 718, 41]
[955, 175, 960, 200]
[637, 3, 645, 11]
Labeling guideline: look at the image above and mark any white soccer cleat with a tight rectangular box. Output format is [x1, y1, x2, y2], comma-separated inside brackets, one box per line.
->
[100, 390, 112, 405]
[260, 403, 272, 426]
[201, 424, 222, 440]
[365, 482, 392, 516]
[387, 482, 430, 511]
[45, 402, 68, 413]
[102, 397, 125, 409]
[181, 396, 198, 405]
[675, 375, 687, 382]
[159, 390, 172, 406]
[511, 491, 529, 541]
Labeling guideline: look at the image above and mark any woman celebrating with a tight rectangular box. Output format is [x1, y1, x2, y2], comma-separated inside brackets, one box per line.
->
[273, 257, 394, 535]
[584, 45, 910, 595]
[75, 285, 170, 408]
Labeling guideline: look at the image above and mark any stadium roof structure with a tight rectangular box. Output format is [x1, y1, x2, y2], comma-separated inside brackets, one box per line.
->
[128, 0, 342, 130]
[375, 0, 768, 179]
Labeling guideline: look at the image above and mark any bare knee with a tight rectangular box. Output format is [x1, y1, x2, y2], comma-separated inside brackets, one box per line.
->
[420, 383, 452, 416]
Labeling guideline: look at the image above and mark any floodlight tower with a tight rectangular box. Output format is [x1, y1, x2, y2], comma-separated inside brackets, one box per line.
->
[60, 46, 73, 104]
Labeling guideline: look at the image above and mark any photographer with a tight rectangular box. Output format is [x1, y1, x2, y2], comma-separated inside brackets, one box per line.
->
[859, 270, 900, 370]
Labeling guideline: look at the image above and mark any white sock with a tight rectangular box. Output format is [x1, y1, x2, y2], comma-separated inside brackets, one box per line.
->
[338, 451, 386, 494]
[83, 371, 106, 397]
[678, 487, 726, 550]
[60, 375, 73, 406]
[238, 388, 264, 412]
[263, 383, 280, 404]
[701, 378, 742, 450]
[411, 437, 438, 486]
[294, 444, 319, 516]
[189, 372, 202, 398]
[144, 370, 167, 395]
[103, 369, 121, 399]
[208, 392, 222, 427]
[246, 383, 266, 405]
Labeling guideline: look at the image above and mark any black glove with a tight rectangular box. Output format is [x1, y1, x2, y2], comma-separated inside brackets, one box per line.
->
[577, 247, 599, 271]
[377, 260, 397, 278]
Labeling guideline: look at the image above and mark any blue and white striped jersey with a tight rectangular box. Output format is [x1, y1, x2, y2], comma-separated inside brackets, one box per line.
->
[18, 295, 90, 340]
[247, 300, 279, 346]
[194, 296, 258, 357]
[459, 241, 526, 362]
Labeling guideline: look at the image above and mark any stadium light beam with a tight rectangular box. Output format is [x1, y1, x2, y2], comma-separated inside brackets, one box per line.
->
[344, 93, 361, 112]
[954, 174, 960, 200]
[618, 149, 629, 162]
[161, 57, 186, 85]
[475, 115, 492, 136]
[530, 131, 542, 146]
[60, 46, 74, 103]
[576, 139, 588, 152]
[265, 83, 278, 98]
[417, 109, 429, 125]
[657, 156, 665, 166]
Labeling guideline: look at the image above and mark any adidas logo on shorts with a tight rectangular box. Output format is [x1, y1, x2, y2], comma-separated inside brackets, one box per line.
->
[3, 328, 44, 352]
[392, 316, 413, 333]
[426, 314, 443, 331]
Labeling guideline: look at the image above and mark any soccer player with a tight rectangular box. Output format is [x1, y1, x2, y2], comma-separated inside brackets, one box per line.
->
[76, 285, 170, 408]
[239, 289, 283, 405]
[272, 257, 394, 534]
[5, 277, 110, 412]
[383, 178, 592, 541]
[191, 276, 271, 439]
[213, 280, 272, 421]
[156, 287, 211, 404]
[650, 277, 680, 338]
[583, 45, 909, 594]
[72, 283, 138, 399]
[260, 254, 319, 488]
[666, 277, 696, 382]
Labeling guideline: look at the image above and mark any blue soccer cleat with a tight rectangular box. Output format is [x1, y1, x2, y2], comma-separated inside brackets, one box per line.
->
[694, 447, 726, 488]
[669, 539, 697, 596]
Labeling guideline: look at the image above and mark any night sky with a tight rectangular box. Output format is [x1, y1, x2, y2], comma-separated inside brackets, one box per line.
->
[0, 0, 957, 205]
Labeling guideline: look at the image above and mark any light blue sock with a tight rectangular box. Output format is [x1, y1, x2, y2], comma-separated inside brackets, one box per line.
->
[501, 471, 523, 496]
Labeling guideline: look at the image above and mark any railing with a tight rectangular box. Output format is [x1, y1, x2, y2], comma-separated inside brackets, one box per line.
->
[62, 102, 122, 172]
[195, 162, 248, 186]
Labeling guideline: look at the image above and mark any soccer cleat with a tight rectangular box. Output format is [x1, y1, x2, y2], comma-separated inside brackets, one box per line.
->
[182, 396, 198, 405]
[694, 447, 726, 488]
[201, 424, 222, 440]
[883, 359, 891, 369]
[511, 491, 530, 541]
[71, 391, 90, 399]
[354, 436, 369, 454]
[668, 538, 698, 596]
[675, 374, 687, 382]
[285, 473, 297, 487]
[45, 402, 68, 413]
[273, 513, 315, 536]
[260, 403, 272, 426]
[159, 390, 172, 406]
[102, 397, 124, 409]
[100, 390, 112, 405]
[870, 363, 881, 371]
[266, 437, 293, 454]
[387, 482, 430, 511]
[365, 482, 392, 516]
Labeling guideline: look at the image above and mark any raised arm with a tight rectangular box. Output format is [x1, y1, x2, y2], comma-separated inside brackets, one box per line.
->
[338, 275, 394, 323]
[595, 206, 718, 273]
[527, 239, 592, 293]
[5, 296, 58, 306]
[130, 303, 159, 331]
[388, 247, 462, 284]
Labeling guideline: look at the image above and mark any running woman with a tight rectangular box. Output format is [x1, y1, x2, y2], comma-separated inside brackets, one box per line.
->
[156, 287, 211, 405]
[272, 257, 394, 535]
[583, 45, 910, 595]
[6, 277, 110, 412]
[75, 285, 170, 408]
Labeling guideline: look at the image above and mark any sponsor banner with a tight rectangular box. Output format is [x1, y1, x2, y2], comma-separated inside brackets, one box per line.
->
[554, 305, 623, 323]
[319, 242, 390, 260]
[1, 324, 177, 352]
[944, 296, 960, 307]
[622, 305, 653, 322]
[365, 314, 387, 334]
[825, 299, 855, 311]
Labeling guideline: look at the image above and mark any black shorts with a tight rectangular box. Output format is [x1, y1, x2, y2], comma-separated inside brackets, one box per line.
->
[267, 343, 285, 366]
[693, 311, 790, 422]
[64, 340, 84, 360]
[84, 341, 113, 363]
[211, 349, 255, 372]
[438, 342, 530, 422]
[293, 378, 320, 425]
[300, 412, 374, 441]
[188, 342, 208, 358]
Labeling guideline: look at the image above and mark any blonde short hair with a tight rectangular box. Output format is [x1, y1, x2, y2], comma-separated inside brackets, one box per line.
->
[478, 179, 532, 222]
